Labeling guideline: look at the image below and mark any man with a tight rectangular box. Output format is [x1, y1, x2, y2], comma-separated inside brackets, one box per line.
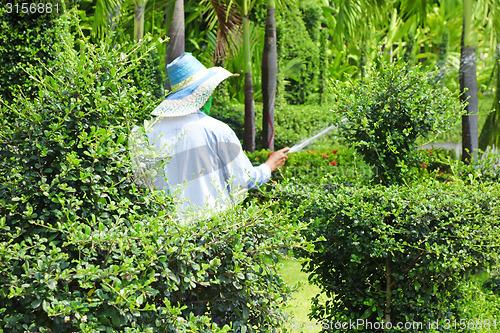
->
[145, 53, 289, 212]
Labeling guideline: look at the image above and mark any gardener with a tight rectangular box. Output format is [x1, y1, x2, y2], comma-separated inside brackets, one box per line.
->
[145, 52, 289, 212]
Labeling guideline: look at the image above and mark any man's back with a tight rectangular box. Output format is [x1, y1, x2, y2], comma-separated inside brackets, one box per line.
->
[146, 111, 270, 210]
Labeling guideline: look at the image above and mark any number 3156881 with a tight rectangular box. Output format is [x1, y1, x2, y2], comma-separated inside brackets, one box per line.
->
[5, 3, 60, 14]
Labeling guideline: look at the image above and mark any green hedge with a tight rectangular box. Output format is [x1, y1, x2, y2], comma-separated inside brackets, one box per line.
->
[275, 179, 500, 331]
[0, 12, 307, 332]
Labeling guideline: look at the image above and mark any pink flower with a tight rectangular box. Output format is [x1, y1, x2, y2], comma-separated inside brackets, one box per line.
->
[322, 154, 328, 158]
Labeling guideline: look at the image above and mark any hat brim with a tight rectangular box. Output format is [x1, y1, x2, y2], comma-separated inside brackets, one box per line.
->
[152, 67, 233, 117]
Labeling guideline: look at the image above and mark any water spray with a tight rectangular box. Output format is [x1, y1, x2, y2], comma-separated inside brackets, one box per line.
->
[287, 117, 347, 154]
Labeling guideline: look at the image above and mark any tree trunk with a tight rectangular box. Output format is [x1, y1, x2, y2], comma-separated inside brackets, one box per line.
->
[385, 255, 392, 325]
[134, 1, 146, 43]
[243, 12, 255, 152]
[261, 0, 276, 150]
[165, 0, 185, 90]
[459, 0, 479, 163]
[479, 45, 500, 150]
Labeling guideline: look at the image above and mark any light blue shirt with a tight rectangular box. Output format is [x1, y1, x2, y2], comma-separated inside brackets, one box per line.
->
[145, 111, 271, 211]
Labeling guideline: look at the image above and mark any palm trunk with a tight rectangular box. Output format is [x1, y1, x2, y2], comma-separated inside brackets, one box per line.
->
[479, 45, 500, 150]
[242, 9, 255, 152]
[459, 0, 478, 163]
[134, 0, 147, 43]
[165, 0, 185, 90]
[261, 0, 276, 150]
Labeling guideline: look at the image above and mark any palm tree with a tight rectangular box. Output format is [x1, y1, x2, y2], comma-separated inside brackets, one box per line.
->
[261, 0, 277, 150]
[165, 0, 185, 90]
[459, 0, 479, 163]
[133, 0, 149, 42]
[241, 0, 255, 152]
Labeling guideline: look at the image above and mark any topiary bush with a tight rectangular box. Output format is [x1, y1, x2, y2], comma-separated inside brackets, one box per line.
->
[0, 12, 307, 332]
[274, 178, 500, 332]
[333, 60, 465, 184]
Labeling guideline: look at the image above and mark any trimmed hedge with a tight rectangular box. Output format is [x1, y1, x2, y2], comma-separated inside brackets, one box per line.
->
[275, 179, 500, 331]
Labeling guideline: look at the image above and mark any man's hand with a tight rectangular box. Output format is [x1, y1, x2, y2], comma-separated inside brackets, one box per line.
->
[265, 147, 290, 172]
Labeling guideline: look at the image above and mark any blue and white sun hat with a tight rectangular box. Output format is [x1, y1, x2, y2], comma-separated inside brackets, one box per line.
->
[152, 53, 234, 117]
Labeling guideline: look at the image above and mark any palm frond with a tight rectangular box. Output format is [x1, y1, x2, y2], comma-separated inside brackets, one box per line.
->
[207, 0, 242, 64]
[92, 0, 124, 39]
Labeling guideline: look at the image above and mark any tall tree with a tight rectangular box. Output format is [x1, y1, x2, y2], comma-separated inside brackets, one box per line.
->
[165, 0, 185, 89]
[459, 0, 479, 163]
[133, 0, 148, 42]
[236, 0, 256, 152]
[261, 0, 277, 150]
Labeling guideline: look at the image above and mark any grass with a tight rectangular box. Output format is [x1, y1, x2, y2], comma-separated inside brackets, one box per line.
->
[280, 259, 323, 333]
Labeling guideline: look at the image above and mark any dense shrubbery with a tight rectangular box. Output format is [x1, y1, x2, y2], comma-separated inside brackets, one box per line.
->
[0, 13, 307, 332]
[275, 179, 500, 331]
[276, 4, 321, 105]
[0, 5, 59, 103]
[250, 58, 500, 332]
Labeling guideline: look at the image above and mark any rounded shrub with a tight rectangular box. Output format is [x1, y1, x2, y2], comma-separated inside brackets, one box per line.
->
[332, 60, 465, 184]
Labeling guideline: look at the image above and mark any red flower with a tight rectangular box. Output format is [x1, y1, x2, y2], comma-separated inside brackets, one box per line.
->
[332, 150, 338, 154]
[330, 160, 337, 166]
[256, 156, 260, 160]
[422, 163, 428, 168]
[322, 154, 328, 158]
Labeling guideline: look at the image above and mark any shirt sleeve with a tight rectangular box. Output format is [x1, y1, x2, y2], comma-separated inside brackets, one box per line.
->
[219, 126, 272, 190]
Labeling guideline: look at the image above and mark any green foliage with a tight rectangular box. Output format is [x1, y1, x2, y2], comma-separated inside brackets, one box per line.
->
[256, 104, 334, 150]
[276, 4, 321, 105]
[333, 60, 465, 184]
[127, 44, 166, 103]
[0, 3, 60, 103]
[459, 271, 500, 329]
[210, 99, 245, 141]
[246, 147, 374, 185]
[214, 102, 334, 151]
[0, 12, 307, 332]
[275, 179, 500, 332]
